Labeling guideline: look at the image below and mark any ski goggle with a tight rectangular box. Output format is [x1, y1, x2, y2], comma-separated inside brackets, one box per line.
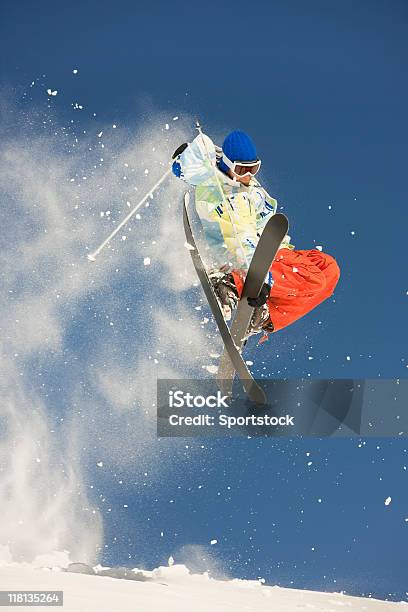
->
[222, 154, 261, 177]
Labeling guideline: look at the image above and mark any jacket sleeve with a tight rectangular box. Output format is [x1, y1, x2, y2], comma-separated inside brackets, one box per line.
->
[253, 186, 293, 248]
[252, 187, 278, 236]
[172, 133, 217, 187]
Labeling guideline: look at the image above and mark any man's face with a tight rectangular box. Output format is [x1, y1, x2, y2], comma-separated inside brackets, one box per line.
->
[227, 170, 252, 186]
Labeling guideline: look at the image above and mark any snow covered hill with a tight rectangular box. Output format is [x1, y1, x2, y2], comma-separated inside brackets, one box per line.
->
[0, 562, 405, 611]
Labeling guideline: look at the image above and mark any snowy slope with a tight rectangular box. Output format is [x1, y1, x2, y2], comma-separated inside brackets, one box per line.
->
[0, 563, 405, 612]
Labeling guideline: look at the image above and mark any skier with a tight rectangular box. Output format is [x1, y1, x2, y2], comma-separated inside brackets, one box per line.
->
[172, 129, 340, 338]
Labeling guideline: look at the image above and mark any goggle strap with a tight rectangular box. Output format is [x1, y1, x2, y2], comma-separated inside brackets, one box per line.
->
[222, 154, 261, 173]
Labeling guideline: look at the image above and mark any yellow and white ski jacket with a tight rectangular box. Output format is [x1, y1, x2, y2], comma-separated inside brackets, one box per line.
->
[173, 133, 292, 272]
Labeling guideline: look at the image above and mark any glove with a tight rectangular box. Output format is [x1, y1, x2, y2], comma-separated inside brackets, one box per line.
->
[247, 283, 271, 308]
[171, 143, 188, 178]
[172, 161, 182, 177]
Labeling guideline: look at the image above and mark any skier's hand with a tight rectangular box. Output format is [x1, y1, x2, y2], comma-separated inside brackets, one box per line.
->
[172, 143, 188, 178]
[247, 283, 271, 308]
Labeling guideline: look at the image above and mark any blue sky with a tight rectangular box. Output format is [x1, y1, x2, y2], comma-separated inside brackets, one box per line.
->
[0, 0, 407, 603]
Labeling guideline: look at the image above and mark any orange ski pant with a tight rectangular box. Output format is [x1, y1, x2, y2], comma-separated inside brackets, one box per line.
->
[232, 248, 341, 332]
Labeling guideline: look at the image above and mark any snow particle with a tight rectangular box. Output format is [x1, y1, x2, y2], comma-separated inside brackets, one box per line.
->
[385, 496, 392, 506]
[143, 257, 151, 266]
[72, 69, 78, 74]
[210, 539, 218, 545]
[203, 365, 218, 374]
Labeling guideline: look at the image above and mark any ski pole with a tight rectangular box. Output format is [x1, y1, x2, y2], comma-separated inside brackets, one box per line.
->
[87, 167, 172, 261]
[195, 120, 249, 268]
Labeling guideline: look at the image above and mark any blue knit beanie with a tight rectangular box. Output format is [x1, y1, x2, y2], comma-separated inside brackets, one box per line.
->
[218, 130, 257, 175]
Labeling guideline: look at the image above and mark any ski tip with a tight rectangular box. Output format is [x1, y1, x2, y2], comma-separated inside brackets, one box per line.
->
[274, 212, 289, 228]
[249, 383, 267, 405]
[218, 378, 267, 405]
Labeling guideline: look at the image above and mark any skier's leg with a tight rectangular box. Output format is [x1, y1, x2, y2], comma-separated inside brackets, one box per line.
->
[209, 268, 239, 321]
[245, 303, 274, 338]
[267, 248, 340, 332]
[210, 267, 273, 334]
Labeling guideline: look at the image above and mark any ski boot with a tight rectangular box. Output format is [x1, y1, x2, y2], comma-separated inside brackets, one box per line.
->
[209, 270, 239, 321]
[245, 304, 274, 338]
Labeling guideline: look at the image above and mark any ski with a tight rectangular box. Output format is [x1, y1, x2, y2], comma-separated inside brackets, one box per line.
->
[217, 212, 289, 396]
[183, 193, 267, 405]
